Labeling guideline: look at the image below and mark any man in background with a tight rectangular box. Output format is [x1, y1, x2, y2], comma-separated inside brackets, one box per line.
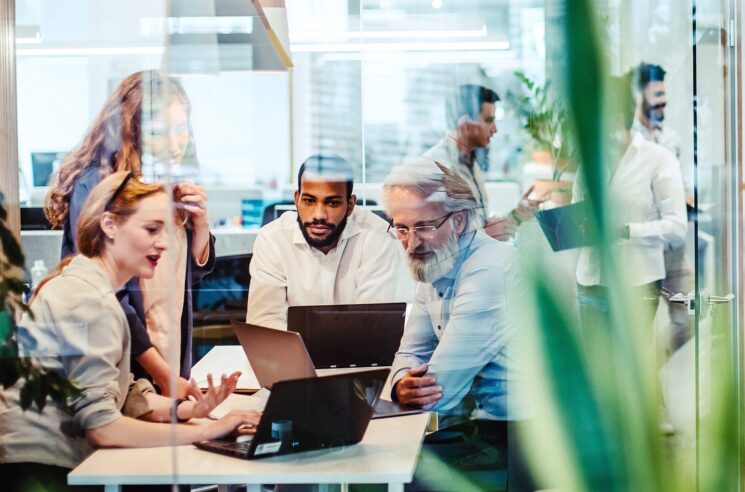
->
[246, 154, 411, 329]
[425, 84, 541, 241]
[633, 62, 694, 351]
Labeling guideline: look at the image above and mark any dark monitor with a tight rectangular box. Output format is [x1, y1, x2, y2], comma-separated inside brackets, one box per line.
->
[21, 207, 52, 230]
[287, 302, 406, 368]
[193, 253, 251, 315]
[31, 151, 66, 186]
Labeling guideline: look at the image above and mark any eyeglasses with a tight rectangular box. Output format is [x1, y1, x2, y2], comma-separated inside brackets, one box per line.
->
[104, 172, 134, 212]
[388, 212, 455, 240]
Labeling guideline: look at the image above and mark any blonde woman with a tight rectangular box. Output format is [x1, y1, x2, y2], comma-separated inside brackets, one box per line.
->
[2, 173, 259, 491]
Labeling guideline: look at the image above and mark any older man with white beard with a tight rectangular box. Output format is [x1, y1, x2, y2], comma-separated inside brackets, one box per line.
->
[382, 157, 528, 491]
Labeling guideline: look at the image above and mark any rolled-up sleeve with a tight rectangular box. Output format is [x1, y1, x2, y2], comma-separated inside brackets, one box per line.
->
[44, 296, 128, 431]
[246, 230, 289, 329]
[390, 288, 438, 399]
[627, 152, 687, 247]
[427, 266, 510, 412]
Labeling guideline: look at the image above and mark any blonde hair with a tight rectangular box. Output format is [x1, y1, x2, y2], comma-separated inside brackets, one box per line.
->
[44, 70, 191, 228]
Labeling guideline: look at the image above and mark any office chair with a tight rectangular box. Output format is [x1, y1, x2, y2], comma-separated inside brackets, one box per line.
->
[261, 200, 296, 226]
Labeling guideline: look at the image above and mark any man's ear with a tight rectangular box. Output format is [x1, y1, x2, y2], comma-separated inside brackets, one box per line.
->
[346, 194, 357, 216]
[453, 210, 467, 234]
[294, 190, 300, 209]
[100, 212, 118, 241]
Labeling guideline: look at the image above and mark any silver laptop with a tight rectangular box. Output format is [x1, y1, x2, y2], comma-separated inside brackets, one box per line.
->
[230, 321, 422, 419]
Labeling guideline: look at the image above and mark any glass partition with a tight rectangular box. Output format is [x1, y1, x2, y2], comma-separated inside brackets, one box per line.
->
[5, 0, 745, 490]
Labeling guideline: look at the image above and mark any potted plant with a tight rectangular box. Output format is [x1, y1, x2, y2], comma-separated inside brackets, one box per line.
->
[513, 71, 575, 205]
[0, 192, 80, 411]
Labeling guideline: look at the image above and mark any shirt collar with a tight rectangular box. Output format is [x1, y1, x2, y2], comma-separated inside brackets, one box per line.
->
[291, 208, 362, 252]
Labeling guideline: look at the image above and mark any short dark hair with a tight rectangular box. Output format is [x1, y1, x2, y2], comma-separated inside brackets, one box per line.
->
[636, 62, 666, 90]
[297, 153, 354, 198]
[446, 84, 500, 128]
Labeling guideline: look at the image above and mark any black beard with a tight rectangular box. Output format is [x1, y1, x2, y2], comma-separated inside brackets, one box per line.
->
[297, 215, 348, 250]
[643, 101, 666, 124]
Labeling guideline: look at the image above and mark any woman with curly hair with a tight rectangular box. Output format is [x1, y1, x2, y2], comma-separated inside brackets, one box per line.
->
[45, 70, 214, 399]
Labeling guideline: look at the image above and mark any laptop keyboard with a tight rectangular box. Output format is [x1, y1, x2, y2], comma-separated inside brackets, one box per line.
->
[195, 437, 254, 459]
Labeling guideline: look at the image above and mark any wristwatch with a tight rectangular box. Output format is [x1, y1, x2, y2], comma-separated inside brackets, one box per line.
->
[509, 209, 523, 226]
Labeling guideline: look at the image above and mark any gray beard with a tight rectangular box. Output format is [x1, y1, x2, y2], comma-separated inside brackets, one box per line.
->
[406, 233, 460, 283]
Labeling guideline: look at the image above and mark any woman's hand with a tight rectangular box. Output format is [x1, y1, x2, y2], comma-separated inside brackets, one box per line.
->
[175, 183, 210, 229]
[177, 372, 241, 420]
[176, 182, 212, 264]
[159, 376, 202, 399]
[204, 409, 262, 441]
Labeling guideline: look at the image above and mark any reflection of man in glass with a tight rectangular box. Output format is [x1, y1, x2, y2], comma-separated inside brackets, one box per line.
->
[246, 154, 411, 329]
[383, 157, 528, 490]
[574, 75, 688, 337]
[632, 63, 694, 351]
[425, 84, 541, 241]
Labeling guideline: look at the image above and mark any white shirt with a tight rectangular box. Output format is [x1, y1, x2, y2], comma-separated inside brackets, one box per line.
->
[574, 134, 687, 287]
[631, 117, 691, 195]
[424, 134, 489, 226]
[246, 208, 414, 329]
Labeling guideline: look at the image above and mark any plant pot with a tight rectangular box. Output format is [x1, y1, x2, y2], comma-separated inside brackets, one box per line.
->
[532, 178, 573, 206]
[531, 150, 554, 165]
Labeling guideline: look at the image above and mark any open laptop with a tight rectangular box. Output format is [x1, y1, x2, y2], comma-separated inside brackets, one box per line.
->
[195, 369, 388, 459]
[287, 302, 406, 368]
[231, 321, 421, 418]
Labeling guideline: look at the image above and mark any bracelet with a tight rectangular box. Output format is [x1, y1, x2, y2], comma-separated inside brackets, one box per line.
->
[173, 398, 190, 422]
[509, 209, 523, 226]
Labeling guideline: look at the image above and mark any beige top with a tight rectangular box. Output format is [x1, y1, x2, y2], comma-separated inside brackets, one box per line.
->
[0, 255, 130, 469]
[141, 224, 187, 362]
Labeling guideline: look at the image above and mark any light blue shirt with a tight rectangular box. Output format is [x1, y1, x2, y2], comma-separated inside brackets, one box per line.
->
[390, 230, 521, 423]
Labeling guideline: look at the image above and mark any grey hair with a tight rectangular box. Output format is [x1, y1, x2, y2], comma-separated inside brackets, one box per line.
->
[381, 157, 478, 233]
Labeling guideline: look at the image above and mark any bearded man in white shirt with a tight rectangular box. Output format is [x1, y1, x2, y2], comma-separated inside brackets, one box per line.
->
[631, 62, 694, 352]
[574, 76, 687, 334]
[246, 154, 411, 329]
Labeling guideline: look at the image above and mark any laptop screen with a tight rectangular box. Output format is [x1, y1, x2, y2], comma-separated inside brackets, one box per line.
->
[287, 303, 406, 368]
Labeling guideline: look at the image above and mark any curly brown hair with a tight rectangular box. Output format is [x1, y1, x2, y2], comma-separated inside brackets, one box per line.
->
[44, 70, 190, 228]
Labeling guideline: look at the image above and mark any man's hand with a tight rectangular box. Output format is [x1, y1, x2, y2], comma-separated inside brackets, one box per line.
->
[394, 364, 442, 410]
[513, 185, 544, 223]
[484, 216, 516, 241]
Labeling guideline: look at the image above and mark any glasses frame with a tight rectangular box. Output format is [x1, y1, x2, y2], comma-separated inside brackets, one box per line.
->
[388, 211, 455, 240]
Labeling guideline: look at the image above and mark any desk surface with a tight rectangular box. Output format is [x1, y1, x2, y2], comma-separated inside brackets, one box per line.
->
[191, 345, 395, 395]
[68, 412, 429, 488]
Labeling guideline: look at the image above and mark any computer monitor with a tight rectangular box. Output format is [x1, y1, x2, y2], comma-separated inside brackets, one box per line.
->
[30, 151, 66, 186]
[193, 253, 251, 314]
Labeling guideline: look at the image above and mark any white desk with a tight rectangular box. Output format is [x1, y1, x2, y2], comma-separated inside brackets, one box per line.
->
[68, 412, 429, 492]
[191, 345, 395, 396]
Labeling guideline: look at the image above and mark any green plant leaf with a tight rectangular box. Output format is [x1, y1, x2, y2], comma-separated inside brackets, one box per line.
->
[0, 227, 25, 268]
[0, 359, 20, 388]
[19, 379, 34, 410]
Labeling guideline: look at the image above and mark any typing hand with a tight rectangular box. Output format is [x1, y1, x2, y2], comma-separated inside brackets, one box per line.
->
[181, 372, 241, 420]
[206, 410, 262, 440]
[394, 364, 442, 410]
